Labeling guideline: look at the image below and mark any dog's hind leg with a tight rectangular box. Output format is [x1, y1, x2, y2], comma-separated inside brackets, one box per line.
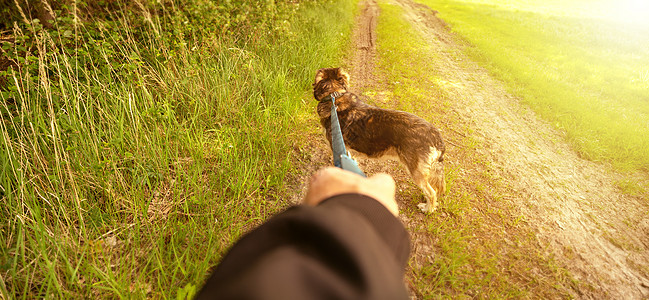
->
[411, 153, 445, 213]
[418, 182, 438, 213]
[411, 171, 438, 213]
[429, 160, 446, 197]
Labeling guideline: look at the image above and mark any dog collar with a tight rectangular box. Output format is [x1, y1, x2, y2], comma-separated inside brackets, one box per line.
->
[320, 91, 345, 102]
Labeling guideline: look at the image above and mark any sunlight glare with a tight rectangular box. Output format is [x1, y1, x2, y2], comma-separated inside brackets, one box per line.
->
[455, 0, 649, 29]
[609, 0, 649, 27]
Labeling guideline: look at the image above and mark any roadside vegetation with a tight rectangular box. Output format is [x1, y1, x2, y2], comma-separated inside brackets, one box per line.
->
[0, 0, 355, 298]
[371, 2, 578, 297]
[418, 0, 649, 177]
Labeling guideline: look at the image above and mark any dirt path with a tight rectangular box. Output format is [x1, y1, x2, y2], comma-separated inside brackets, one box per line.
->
[387, 0, 649, 298]
[294, 0, 649, 298]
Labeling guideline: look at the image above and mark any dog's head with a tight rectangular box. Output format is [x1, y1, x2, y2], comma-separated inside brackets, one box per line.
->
[313, 68, 350, 101]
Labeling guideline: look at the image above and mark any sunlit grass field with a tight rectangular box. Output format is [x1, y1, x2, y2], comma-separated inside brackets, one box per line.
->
[419, 0, 649, 173]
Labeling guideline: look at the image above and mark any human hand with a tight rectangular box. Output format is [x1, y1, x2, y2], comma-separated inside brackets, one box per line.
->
[304, 167, 398, 216]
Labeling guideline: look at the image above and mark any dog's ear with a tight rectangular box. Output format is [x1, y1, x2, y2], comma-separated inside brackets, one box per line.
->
[313, 69, 326, 86]
[337, 68, 350, 86]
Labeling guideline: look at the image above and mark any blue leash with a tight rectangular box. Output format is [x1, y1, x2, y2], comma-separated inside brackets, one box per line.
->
[330, 92, 366, 177]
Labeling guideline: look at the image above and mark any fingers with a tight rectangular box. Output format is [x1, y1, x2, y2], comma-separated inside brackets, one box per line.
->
[303, 167, 399, 216]
[366, 172, 396, 192]
[364, 173, 398, 216]
[304, 167, 356, 206]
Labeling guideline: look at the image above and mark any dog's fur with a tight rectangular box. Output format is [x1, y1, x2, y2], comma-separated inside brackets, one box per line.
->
[313, 67, 446, 213]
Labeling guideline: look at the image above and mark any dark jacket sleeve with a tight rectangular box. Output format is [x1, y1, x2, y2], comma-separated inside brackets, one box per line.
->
[195, 193, 411, 300]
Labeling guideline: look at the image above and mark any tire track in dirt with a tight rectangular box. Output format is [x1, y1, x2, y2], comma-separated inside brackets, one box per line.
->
[387, 0, 649, 298]
[343, 0, 430, 215]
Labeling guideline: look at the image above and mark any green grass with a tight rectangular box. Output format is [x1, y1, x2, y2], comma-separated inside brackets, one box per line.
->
[417, 0, 649, 173]
[374, 2, 577, 297]
[0, 0, 356, 298]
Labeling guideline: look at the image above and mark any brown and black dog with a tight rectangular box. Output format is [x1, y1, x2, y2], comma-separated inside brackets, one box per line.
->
[313, 67, 446, 213]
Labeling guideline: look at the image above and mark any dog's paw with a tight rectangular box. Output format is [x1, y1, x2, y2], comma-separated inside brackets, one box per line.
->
[417, 202, 437, 214]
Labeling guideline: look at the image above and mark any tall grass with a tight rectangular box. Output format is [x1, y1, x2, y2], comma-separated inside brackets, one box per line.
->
[419, 0, 649, 172]
[0, 0, 355, 298]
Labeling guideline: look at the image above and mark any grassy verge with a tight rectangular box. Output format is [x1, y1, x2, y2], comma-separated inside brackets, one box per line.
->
[417, 0, 649, 174]
[0, 0, 355, 298]
[373, 2, 579, 297]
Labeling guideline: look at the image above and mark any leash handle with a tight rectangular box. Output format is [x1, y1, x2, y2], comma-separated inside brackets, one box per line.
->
[330, 92, 366, 177]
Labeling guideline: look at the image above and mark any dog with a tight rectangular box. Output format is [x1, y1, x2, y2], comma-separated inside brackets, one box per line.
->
[313, 67, 446, 213]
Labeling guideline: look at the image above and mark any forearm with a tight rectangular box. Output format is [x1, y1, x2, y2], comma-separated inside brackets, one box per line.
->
[195, 194, 410, 300]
